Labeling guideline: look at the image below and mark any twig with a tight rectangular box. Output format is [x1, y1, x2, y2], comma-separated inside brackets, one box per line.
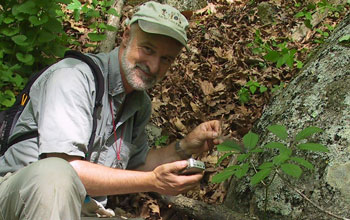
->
[276, 171, 350, 220]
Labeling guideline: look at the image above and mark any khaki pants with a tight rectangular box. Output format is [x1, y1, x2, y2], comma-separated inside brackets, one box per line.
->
[0, 157, 86, 220]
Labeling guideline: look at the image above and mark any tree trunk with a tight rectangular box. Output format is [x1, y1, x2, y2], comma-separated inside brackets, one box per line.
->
[97, 0, 124, 53]
[224, 14, 350, 220]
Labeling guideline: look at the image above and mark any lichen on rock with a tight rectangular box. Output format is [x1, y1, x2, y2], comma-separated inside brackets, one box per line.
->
[224, 14, 350, 219]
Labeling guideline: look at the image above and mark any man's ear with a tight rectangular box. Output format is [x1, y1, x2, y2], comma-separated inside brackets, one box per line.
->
[122, 26, 131, 47]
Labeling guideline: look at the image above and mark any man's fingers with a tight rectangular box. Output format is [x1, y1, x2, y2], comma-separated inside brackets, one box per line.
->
[167, 160, 188, 173]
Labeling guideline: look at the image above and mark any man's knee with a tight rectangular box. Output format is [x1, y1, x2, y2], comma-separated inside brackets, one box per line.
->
[0, 157, 86, 219]
[26, 157, 86, 199]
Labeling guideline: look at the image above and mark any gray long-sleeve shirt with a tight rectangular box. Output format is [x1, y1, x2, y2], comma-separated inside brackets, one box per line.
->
[0, 47, 151, 176]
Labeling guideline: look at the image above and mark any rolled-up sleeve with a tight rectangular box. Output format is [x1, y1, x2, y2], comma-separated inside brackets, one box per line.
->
[30, 61, 96, 158]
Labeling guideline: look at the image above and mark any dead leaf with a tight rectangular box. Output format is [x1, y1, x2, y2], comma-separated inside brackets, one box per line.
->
[200, 80, 215, 96]
[190, 101, 200, 113]
[214, 83, 226, 92]
[172, 117, 187, 133]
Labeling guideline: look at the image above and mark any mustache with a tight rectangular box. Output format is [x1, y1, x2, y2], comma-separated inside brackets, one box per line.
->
[135, 63, 151, 75]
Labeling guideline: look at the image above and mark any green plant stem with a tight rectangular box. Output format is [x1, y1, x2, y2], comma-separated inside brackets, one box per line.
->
[276, 170, 349, 220]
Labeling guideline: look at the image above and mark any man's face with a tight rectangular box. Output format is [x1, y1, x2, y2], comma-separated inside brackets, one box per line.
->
[120, 24, 183, 92]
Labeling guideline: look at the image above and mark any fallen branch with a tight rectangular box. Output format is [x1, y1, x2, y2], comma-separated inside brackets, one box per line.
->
[98, 0, 124, 53]
[156, 194, 252, 220]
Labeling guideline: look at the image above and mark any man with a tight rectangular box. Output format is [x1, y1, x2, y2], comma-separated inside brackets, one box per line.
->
[0, 1, 222, 219]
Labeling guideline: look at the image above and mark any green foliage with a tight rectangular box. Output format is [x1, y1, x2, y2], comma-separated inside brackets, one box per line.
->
[211, 125, 328, 185]
[238, 80, 268, 104]
[295, 0, 346, 30]
[338, 34, 350, 46]
[67, 0, 119, 45]
[0, 0, 119, 110]
[0, 0, 73, 109]
[248, 30, 304, 69]
[314, 24, 334, 44]
[295, 3, 315, 29]
[155, 135, 169, 146]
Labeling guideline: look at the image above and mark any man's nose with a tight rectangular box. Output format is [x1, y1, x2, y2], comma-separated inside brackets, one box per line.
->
[148, 57, 160, 75]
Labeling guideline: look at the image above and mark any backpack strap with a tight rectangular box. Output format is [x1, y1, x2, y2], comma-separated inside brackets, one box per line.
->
[6, 51, 104, 156]
[5, 66, 52, 149]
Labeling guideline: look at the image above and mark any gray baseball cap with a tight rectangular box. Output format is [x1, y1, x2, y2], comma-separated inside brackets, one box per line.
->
[129, 1, 189, 49]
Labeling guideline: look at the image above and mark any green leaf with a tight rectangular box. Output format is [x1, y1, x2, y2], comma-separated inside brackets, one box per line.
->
[86, 10, 100, 18]
[259, 85, 267, 93]
[251, 168, 272, 185]
[264, 142, 285, 148]
[105, 24, 118, 32]
[88, 33, 107, 42]
[107, 8, 120, 16]
[290, 157, 314, 170]
[56, 0, 73, 3]
[29, 15, 49, 26]
[211, 166, 239, 183]
[0, 90, 16, 107]
[1, 27, 20, 37]
[281, 163, 302, 178]
[16, 53, 34, 65]
[296, 60, 304, 69]
[234, 163, 250, 179]
[273, 152, 290, 165]
[67, 0, 82, 10]
[243, 131, 259, 149]
[4, 17, 15, 24]
[238, 88, 250, 103]
[73, 9, 81, 21]
[295, 11, 305, 18]
[304, 19, 313, 29]
[259, 162, 274, 169]
[297, 143, 329, 152]
[276, 56, 286, 68]
[285, 53, 294, 68]
[264, 142, 291, 155]
[249, 85, 257, 94]
[16, 1, 38, 15]
[237, 153, 250, 162]
[305, 12, 312, 21]
[217, 139, 243, 152]
[38, 31, 56, 43]
[264, 50, 279, 62]
[250, 148, 263, 153]
[295, 126, 323, 141]
[267, 125, 288, 140]
[44, 18, 64, 33]
[217, 152, 234, 166]
[339, 34, 350, 42]
[11, 35, 28, 46]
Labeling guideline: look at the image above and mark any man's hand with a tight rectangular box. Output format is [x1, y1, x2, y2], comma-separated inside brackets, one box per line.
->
[181, 120, 223, 156]
[152, 160, 203, 196]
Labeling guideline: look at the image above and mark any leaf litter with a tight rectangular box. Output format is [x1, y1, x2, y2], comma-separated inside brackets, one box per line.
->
[64, 0, 349, 219]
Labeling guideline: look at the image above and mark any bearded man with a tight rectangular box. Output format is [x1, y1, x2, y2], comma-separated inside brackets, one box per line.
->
[0, 1, 222, 219]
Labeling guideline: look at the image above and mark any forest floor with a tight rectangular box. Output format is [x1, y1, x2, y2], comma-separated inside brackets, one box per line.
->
[66, 0, 350, 219]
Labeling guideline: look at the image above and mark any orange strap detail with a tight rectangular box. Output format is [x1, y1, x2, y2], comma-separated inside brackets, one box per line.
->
[21, 94, 28, 106]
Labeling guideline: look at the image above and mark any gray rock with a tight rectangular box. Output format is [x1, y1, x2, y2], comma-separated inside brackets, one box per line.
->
[224, 14, 350, 220]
